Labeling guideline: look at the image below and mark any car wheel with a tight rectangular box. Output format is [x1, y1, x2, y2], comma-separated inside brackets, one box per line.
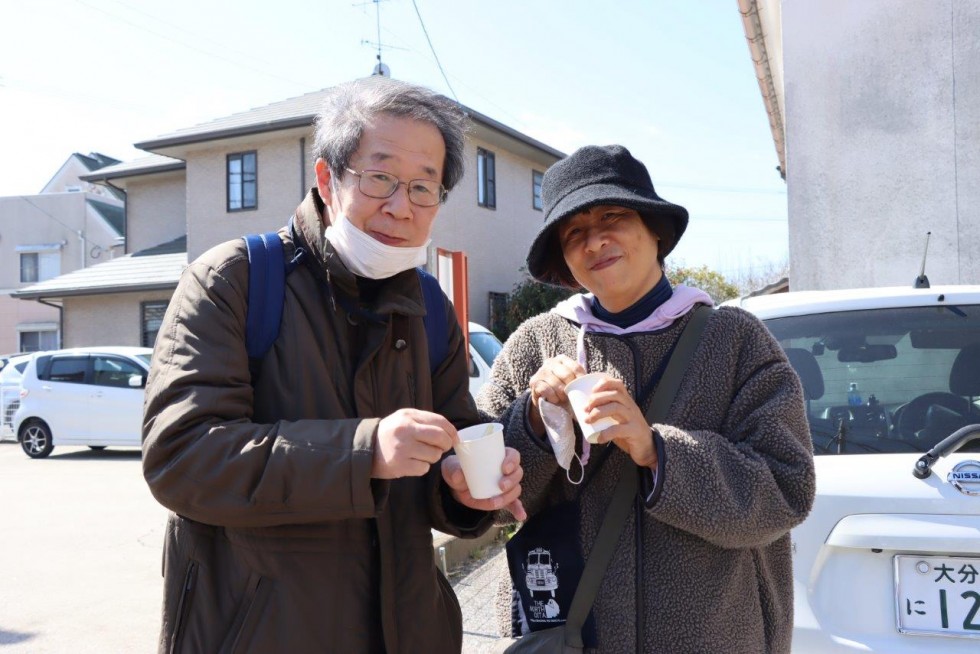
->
[88, 446, 106, 451]
[20, 420, 54, 459]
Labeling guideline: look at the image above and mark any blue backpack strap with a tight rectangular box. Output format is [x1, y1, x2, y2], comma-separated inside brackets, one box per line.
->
[243, 232, 286, 360]
[417, 267, 448, 374]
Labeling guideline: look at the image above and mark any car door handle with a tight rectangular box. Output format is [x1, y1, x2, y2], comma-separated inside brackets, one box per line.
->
[41, 385, 52, 391]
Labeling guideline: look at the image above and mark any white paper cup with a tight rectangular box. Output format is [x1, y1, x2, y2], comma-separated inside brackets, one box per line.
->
[565, 373, 619, 444]
[454, 423, 506, 500]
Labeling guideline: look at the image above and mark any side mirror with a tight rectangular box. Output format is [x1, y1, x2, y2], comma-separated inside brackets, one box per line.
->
[128, 374, 146, 388]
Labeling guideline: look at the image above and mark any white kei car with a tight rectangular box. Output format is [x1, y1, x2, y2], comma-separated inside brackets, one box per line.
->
[468, 322, 503, 398]
[13, 346, 152, 458]
[728, 285, 980, 652]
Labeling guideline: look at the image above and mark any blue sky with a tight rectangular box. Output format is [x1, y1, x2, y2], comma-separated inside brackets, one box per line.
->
[0, 0, 787, 279]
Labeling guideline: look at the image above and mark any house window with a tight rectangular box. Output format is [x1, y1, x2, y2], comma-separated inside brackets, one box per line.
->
[141, 301, 169, 348]
[19, 330, 58, 352]
[19, 250, 60, 283]
[532, 170, 544, 211]
[477, 148, 496, 209]
[227, 151, 257, 211]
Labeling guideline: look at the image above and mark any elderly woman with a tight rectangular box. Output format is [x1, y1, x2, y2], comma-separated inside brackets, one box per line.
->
[477, 145, 816, 653]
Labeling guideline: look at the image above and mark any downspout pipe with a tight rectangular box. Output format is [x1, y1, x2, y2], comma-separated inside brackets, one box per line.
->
[738, 0, 787, 180]
[102, 180, 128, 254]
[36, 299, 64, 349]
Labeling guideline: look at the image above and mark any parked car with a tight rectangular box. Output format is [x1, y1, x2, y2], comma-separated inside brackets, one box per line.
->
[13, 346, 152, 458]
[468, 322, 503, 397]
[727, 285, 980, 653]
[0, 354, 33, 441]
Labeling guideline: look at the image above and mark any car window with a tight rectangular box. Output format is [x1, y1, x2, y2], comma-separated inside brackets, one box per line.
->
[92, 356, 145, 388]
[136, 354, 152, 367]
[470, 331, 503, 367]
[45, 357, 89, 384]
[764, 304, 980, 455]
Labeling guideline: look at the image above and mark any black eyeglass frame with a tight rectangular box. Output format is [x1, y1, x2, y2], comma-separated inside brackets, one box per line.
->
[343, 167, 447, 207]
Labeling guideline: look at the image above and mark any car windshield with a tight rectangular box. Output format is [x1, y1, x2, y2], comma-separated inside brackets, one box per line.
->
[470, 331, 503, 366]
[136, 354, 152, 367]
[764, 304, 980, 455]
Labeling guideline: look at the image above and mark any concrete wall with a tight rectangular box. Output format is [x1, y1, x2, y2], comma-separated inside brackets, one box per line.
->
[63, 291, 174, 348]
[0, 296, 58, 353]
[783, 0, 980, 289]
[124, 172, 187, 254]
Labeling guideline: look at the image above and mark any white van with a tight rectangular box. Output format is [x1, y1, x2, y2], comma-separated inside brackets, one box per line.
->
[468, 322, 503, 397]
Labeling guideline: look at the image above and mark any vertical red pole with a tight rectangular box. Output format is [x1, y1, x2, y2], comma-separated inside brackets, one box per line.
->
[451, 251, 469, 360]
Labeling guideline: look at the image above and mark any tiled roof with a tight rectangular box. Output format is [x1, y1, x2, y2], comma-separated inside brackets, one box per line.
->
[133, 85, 564, 159]
[87, 199, 125, 237]
[79, 154, 186, 182]
[13, 237, 187, 300]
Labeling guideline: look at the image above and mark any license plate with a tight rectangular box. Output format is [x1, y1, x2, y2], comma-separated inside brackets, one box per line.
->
[895, 555, 980, 638]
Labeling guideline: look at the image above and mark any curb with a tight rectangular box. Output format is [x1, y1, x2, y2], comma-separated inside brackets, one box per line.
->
[432, 525, 505, 574]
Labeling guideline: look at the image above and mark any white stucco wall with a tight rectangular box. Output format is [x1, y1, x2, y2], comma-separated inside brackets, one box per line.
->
[783, 0, 980, 289]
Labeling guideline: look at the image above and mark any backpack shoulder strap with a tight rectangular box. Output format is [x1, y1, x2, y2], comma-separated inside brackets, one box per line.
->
[243, 232, 286, 360]
[416, 267, 448, 374]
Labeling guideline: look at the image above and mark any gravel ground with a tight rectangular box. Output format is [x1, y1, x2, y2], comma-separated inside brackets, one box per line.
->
[451, 536, 510, 653]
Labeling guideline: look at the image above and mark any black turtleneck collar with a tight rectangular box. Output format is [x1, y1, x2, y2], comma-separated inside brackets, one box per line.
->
[591, 275, 673, 328]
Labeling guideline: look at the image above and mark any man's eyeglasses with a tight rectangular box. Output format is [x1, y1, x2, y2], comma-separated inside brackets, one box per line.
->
[344, 168, 447, 207]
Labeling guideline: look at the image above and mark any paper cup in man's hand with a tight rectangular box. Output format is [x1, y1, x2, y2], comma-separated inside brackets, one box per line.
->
[454, 423, 506, 500]
[565, 373, 619, 444]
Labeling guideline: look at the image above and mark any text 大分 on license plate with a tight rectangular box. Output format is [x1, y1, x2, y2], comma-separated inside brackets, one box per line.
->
[895, 555, 980, 639]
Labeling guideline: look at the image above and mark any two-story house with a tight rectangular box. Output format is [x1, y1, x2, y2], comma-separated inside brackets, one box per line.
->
[1, 152, 125, 353]
[14, 86, 563, 348]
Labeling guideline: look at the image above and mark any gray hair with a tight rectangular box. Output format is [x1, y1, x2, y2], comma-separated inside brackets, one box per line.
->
[312, 77, 468, 192]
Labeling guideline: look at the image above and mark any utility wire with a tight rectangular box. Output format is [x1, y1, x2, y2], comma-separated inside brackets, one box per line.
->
[410, 0, 457, 102]
[18, 196, 87, 235]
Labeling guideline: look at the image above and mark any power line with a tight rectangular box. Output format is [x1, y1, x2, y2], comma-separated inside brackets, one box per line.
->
[410, 0, 457, 102]
[73, 0, 308, 89]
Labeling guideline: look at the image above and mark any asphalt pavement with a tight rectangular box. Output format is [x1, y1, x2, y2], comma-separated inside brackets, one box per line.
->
[0, 441, 508, 653]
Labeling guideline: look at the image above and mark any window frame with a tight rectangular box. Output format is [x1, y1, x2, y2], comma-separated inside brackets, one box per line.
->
[532, 170, 544, 211]
[477, 148, 496, 209]
[141, 301, 169, 349]
[227, 151, 258, 212]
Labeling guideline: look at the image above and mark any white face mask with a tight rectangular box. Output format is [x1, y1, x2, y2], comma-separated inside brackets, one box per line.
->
[324, 213, 431, 279]
[538, 398, 587, 485]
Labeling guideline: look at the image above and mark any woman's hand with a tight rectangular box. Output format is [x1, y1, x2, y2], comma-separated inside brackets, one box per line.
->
[584, 376, 657, 468]
[527, 355, 586, 434]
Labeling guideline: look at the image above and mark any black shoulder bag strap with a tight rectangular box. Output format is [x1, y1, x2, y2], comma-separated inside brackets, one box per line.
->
[562, 304, 713, 648]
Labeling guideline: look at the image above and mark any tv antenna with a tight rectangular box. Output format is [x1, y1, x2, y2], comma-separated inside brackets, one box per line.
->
[355, 0, 401, 77]
[913, 231, 931, 289]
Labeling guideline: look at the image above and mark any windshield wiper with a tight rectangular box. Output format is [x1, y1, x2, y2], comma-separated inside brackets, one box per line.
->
[912, 424, 980, 479]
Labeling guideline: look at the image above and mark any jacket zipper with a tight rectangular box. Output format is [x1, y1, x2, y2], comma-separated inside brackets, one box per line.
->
[169, 561, 197, 654]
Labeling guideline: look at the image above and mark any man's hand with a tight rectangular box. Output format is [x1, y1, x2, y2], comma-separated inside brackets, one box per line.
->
[441, 448, 527, 522]
[586, 377, 658, 468]
[527, 355, 586, 435]
[372, 408, 457, 479]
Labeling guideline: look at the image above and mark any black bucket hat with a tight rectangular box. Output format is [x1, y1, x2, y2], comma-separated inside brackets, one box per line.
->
[526, 144, 689, 286]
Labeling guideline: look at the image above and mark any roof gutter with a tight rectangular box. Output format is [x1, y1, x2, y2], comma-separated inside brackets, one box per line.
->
[13, 281, 179, 301]
[738, 0, 787, 180]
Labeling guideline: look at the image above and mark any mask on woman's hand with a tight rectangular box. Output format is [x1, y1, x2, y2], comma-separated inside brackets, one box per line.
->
[324, 213, 430, 279]
[538, 398, 589, 484]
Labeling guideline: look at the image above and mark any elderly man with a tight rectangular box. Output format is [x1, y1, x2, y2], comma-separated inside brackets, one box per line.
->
[142, 77, 524, 654]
